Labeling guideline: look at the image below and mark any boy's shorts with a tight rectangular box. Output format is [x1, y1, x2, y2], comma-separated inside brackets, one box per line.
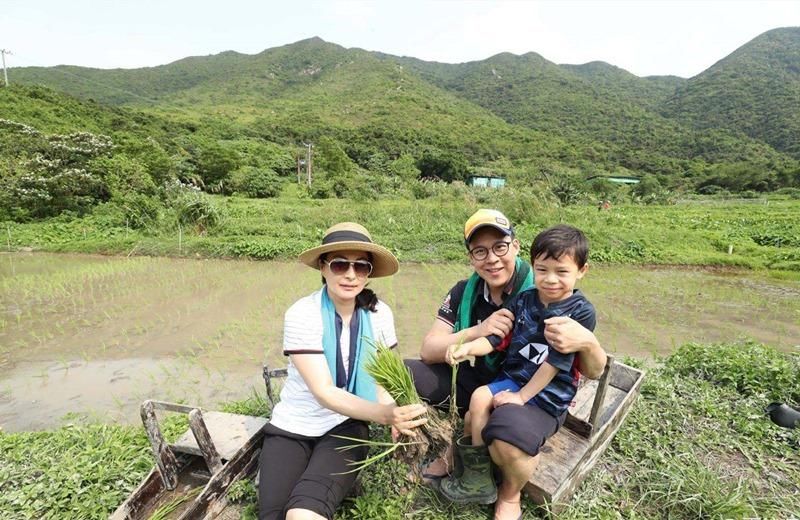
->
[482, 377, 566, 456]
[487, 377, 534, 404]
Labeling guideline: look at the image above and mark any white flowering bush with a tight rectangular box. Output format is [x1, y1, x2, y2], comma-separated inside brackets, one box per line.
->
[1, 119, 149, 220]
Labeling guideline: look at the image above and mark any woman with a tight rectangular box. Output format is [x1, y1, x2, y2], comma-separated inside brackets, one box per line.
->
[258, 222, 427, 520]
[406, 209, 607, 520]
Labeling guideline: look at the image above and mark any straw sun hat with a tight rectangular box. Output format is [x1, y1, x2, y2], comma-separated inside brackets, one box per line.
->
[298, 222, 399, 278]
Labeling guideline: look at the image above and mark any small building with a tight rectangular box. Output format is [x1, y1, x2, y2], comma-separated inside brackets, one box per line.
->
[585, 175, 640, 185]
[468, 175, 506, 188]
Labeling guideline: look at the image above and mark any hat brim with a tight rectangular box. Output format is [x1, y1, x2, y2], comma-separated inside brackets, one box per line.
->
[298, 241, 399, 278]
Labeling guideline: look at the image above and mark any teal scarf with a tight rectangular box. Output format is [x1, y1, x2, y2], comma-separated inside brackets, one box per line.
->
[455, 257, 534, 370]
[321, 286, 377, 402]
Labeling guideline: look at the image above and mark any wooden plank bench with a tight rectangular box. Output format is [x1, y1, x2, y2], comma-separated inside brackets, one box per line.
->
[525, 355, 645, 514]
[262, 358, 645, 515]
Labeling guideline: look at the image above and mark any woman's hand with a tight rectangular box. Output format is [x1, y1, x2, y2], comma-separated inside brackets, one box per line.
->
[386, 403, 427, 436]
[476, 308, 515, 338]
[492, 391, 524, 408]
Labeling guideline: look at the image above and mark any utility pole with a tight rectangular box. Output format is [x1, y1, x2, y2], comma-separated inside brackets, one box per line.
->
[0, 49, 11, 87]
[296, 151, 302, 184]
[302, 142, 313, 187]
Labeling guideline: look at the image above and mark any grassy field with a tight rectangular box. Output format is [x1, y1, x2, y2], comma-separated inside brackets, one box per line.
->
[4, 195, 800, 273]
[2, 196, 799, 518]
[1, 342, 798, 519]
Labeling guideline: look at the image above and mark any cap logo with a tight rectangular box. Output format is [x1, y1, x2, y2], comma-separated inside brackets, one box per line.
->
[495, 217, 508, 227]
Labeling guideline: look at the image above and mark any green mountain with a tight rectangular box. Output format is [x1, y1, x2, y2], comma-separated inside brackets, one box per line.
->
[0, 83, 188, 138]
[12, 38, 571, 166]
[663, 27, 800, 158]
[7, 31, 800, 184]
[390, 50, 788, 175]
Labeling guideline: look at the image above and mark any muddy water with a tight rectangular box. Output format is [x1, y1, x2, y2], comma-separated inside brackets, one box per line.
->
[1, 253, 798, 432]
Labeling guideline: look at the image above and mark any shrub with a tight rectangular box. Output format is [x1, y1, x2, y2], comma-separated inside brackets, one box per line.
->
[550, 177, 585, 206]
[409, 178, 448, 199]
[172, 192, 224, 234]
[417, 150, 470, 183]
[196, 142, 240, 188]
[774, 187, 800, 199]
[116, 193, 161, 229]
[229, 167, 283, 198]
[90, 154, 157, 199]
[388, 154, 420, 182]
[307, 178, 335, 199]
[663, 341, 800, 403]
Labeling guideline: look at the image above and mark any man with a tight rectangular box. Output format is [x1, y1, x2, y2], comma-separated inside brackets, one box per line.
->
[405, 209, 607, 520]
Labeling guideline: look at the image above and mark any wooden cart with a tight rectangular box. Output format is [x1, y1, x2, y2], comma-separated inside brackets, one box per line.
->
[112, 356, 641, 518]
[110, 400, 267, 520]
[525, 355, 645, 514]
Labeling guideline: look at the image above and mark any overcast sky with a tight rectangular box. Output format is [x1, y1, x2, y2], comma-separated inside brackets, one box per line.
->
[3, 0, 799, 78]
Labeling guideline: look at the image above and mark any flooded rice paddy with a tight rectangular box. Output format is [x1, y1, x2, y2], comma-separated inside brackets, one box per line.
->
[1, 253, 798, 432]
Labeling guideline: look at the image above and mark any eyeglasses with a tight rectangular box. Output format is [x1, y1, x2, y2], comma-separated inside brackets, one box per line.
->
[468, 241, 512, 261]
[323, 259, 374, 277]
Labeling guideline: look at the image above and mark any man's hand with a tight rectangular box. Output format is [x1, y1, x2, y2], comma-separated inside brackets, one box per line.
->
[544, 316, 594, 354]
[476, 308, 515, 338]
[492, 391, 525, 408]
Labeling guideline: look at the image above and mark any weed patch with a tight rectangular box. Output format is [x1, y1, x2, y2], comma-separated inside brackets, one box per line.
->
[5, 342, 796, 518]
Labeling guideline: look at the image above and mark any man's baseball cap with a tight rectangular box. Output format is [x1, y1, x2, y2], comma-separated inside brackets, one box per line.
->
[464, 209, 514, 246]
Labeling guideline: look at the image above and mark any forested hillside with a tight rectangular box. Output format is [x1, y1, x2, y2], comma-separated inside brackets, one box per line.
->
[2, 29, 799, 225]
[663, 27, 800, 159]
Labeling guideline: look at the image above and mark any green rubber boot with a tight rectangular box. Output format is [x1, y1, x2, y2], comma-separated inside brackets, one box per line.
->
[439, 436, 498, 504]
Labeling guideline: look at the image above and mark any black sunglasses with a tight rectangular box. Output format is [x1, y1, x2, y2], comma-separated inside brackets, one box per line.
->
[323, 258, 374, 277]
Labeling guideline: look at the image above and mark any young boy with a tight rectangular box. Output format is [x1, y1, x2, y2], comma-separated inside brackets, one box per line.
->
[448, 224, 596, 454]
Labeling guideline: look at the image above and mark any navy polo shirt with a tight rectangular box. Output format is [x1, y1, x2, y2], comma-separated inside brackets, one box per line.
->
[487, 288, 596, 417]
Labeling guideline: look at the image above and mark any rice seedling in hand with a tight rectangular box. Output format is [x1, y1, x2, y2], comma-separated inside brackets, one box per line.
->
[369, 342, 453, 471]
[336, 341, 453, 476]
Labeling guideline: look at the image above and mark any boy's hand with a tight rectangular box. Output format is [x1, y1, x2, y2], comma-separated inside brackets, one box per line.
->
[446, 343, 473, 366]
[492, 391, 525, 407]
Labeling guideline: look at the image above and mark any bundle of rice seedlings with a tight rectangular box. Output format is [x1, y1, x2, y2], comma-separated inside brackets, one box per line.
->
[366, 342, 453, 471]
[336, 341, 453, 476]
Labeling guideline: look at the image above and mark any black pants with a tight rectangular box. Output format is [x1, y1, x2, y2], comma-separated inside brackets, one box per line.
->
[258, 419, 369, 520]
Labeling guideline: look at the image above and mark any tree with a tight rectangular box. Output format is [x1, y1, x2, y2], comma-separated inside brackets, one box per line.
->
[315, 137, 355, 178]
[196, 142, 240, 188]
[229, 166, 283, 198]
[388, 154, 420, 182]
[417, 150, 469, 183]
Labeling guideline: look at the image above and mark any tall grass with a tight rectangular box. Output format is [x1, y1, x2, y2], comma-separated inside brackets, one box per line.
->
[6, 197, 800, 272]
[2, 341, 798, 518]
